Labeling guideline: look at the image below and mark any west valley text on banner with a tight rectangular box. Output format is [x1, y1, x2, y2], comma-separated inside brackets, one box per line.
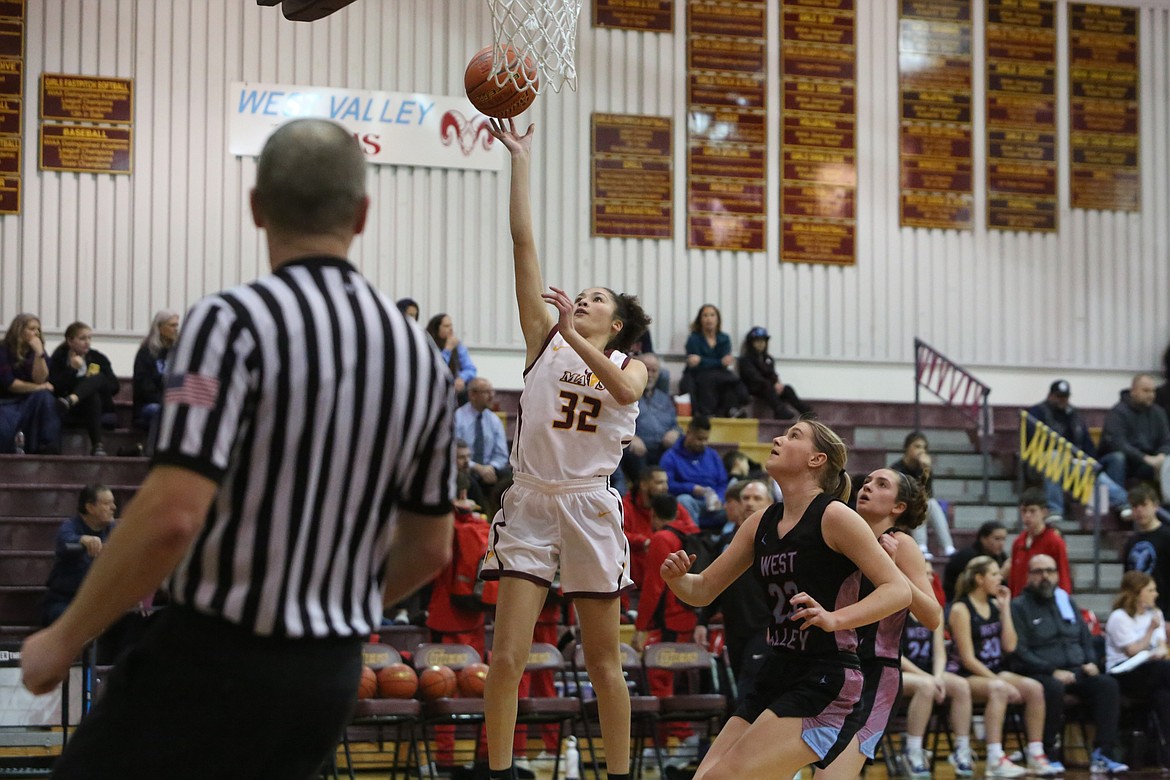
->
[228, 82, 505, 172]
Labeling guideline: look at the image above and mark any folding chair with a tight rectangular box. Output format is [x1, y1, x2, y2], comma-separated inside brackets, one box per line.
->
[339, 643, 422, 779]
[513, 642, 579, 780]
[412, 643, 487, 771]
[571, 642, 659, 780]
[641, 642, 728, 773]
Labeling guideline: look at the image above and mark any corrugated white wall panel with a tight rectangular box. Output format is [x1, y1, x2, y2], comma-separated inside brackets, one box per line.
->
[4, 0, 1169, 404]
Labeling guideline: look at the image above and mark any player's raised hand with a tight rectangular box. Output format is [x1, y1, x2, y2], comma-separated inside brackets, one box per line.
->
[540, 286, 576, 335]
[487, 117, 534, 157]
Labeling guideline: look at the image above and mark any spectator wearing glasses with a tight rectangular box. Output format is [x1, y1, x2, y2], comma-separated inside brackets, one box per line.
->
[1011, 554, 1127, 774]
[454, 377, 511, 518]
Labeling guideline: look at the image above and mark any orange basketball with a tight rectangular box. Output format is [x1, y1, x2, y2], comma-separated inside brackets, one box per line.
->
[418, 664, 458, 700]
[376, 663, 419, 699]
[457, 662, 490, 698]
[464, 45, 539, 118]
[358, 665, 377, 699]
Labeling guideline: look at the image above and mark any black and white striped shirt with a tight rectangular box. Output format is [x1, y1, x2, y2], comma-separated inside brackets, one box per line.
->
[154, 255, 455, 639]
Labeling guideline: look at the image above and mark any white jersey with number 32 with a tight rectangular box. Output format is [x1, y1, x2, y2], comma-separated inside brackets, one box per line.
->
[510, 328, 638, 481]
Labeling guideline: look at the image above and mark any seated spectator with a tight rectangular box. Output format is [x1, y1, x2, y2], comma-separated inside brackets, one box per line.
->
[1105, 570, 1170, 762]
[425, 313, 476, 400]
[1156, 343, 1170, 424]
[0, 313, 60, 454]
[737, 326, 812, 420]
[1007, 488, 1072, 596]
[454, 377, 511, 516]
[889, 431, 955, 556]
[1011, 554, 1127, 772]
[943, 520, 1008, 603]
[949, 556, 1055, 777]
[396, 297, 419, 321]
[1100, 373, 1170, 503]
[631, 493, 703, 763]
[1027, 379, 1131, 522]
[132, 310, 179, 433]
[1123, 484, 1170, 619]
[659, 414, 729, 530]
[621, 353, 682, 483]
[454, 438, 486, 511]
[48, 322, 119, 456]
[621, 466, 694, 590]
[681, 304, 748, 418]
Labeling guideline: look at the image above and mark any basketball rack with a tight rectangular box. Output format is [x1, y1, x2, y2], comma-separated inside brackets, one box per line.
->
[485, 0, 583, 94]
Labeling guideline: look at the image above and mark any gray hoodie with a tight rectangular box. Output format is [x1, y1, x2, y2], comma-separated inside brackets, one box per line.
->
[1101, 389, 1170, 462]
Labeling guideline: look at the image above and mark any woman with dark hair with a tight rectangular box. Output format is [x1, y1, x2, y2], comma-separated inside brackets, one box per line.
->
[660, 420, 911, 780]
[485, 118, 653, 780]
[817, 468, 941, 780]
[49, 322, 120, 456]
[132, 310, 179, 432]
[395, 297, 419, 321]
[0, 313, 61, 454]
[682, 303, 749, 418]
[1105, 570, 1170, 756]
[425, 312, 476, 398]
[890, 431, 956, 557]
[949, 557, 1053, 777]
[738, 326, 813, 420]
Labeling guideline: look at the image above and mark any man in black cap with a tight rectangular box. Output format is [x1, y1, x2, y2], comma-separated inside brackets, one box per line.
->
[1027, 379, 1130, 522]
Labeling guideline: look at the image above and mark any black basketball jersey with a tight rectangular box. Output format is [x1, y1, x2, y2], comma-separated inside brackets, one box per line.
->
[856, 528, 910, 664]
[901, 615, 933, 669]
[949, 595, 1004, 673]
[754, 493, 862, 660]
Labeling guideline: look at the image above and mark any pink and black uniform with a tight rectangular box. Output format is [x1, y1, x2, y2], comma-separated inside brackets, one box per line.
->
[901, 615, 934, 671]
[737, 493, 867, 768]
[853, 528, 911, 758]
[947, 595, 1005, 675]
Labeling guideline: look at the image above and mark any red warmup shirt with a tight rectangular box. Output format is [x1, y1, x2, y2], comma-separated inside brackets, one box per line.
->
[622, 494, 693, 588]
[1008, 525, 1072, 596]
[426, 512, 488, 633]
[636, 515, 701, 634]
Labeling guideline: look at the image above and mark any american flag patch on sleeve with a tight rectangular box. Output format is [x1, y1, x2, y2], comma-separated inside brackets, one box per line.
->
[165, 373, 220, 408]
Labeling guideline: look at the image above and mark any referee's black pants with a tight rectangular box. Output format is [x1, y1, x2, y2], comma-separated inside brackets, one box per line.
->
[53, 606, 363, 779]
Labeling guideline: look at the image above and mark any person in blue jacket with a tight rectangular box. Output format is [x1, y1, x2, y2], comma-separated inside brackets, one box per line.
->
[659, 415, 730, 530]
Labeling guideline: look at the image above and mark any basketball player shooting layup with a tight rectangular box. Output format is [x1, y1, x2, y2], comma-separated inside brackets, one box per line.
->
[480, 117, 650, 780]
[661, 420, 912, 780]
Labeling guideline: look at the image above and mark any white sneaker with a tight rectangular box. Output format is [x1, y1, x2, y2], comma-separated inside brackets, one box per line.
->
[987, 756, 1028, 778]
[948, 746, 975, 776]
[1026, 753, 1061, 776]
[906, 747, 932, 778]
[512, 757, 531, 771]
[535, 751, 558, 762]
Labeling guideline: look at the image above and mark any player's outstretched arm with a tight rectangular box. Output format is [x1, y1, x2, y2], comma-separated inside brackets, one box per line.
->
[663, 509, 759, 607]
[487, 118, 553, 364]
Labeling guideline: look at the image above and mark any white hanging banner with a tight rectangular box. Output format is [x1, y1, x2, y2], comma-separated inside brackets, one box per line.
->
[228, 81, 505, 171]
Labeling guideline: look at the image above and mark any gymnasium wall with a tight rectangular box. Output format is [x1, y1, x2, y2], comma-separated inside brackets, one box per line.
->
[3, 0, 1169, 407]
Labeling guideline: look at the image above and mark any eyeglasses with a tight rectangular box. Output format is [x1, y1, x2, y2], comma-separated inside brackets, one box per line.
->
[1029, 568, 1058, 575]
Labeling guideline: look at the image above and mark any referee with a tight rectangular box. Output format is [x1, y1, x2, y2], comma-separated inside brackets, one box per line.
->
[21, 119, 456, 779]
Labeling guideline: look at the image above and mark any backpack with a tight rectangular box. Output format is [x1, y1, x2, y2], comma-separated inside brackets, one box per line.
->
[665, 526, 720, 575]
[449, 512, 498, 611]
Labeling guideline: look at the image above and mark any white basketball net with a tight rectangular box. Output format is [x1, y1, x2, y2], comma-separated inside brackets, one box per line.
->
[486, 0, 582, 94]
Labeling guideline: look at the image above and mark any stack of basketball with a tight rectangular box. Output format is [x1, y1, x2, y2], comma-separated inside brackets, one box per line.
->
[357, 662, 490, 700]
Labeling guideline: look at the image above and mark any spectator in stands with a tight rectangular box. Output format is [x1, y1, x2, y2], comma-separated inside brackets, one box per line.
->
[900, 572, 975, 777]
[1100, 373, 1170, 503]
[943, 520, 1008, 603]
[949, 556, 1055, 777]
[132, 310, 179, 434]
[454, 438, 486, 511]
[700, 479, 772, 701]
[659, 414, 729, 530]
[737, 326, 813, 420]
[396, 297, 419, 321]
[0, 313, 60, 454]
[890, 431, 956, 557]
[1011, 554, 1127, 773]
[454, 377, 511, 516]
[1156, 343, 1170, 428]
[621, 353, 682, 484]
[622, 466, 694, 590]
[48, 322, 120, 456]
[631, 493, 703, 762]
[1105, 571, 1170, 759]
[426, 313, 477, 400]
[1027, 379, 1132, 522]
[1007, 488, 1072, 596]
[681, 304, 748, 418]
[1123, 484, 1170, 619]
[42, 484, 118, 626]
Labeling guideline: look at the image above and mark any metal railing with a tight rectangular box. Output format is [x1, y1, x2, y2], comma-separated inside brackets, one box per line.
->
[914, 339, 992, 502]
[1019, 411, 1107, 588]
